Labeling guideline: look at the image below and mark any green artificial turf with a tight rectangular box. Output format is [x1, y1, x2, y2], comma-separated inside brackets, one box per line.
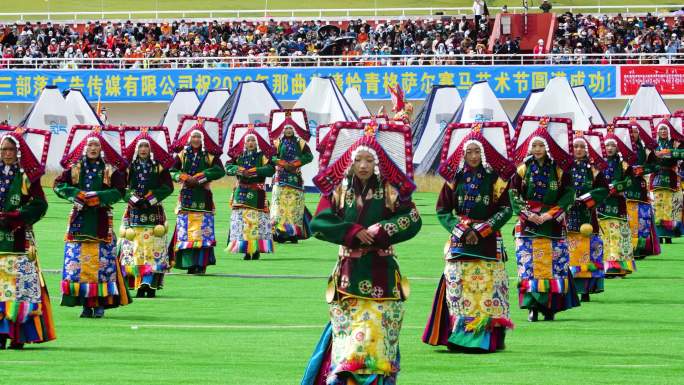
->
[0, 187, 683, 384]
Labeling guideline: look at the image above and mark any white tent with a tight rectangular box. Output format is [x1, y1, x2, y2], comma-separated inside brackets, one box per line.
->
[572, 85, 606, 126]
[514, 88, 544, 125]
[455, 81, 513, 135]
[159, 88, 200, 140]
[63, 88, 103, 126]
[622, 84, 670, 117]
[294, 77, 357, 131]
[195, 88, 231, 118]
[527, 77, 592, 131]
[217, 81, 282, 156]
[412, 85, 462, 173]
[343, 87, 371, 118]
[19, 86, 81, 170]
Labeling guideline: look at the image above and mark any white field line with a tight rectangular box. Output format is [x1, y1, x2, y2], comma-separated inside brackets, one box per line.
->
[126, 323, 428, 330]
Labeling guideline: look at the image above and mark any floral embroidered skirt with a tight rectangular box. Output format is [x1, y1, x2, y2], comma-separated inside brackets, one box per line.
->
[270, 184, 310, 240]
[119, 226, 170, 290]
[326, 298, 403, 385]
[626, 200, 661, 257]
[567, 232, 604, 294]
[515, 236, 580, 314]
[228, 208, 274, 255]
[170, 210, 216, 270]
[423, 258, 512, 352]
[0, 247, 56, 344]
[651, 188, 683, 238]
[599, 218, 636, 276]
[61, 237, 131, 309]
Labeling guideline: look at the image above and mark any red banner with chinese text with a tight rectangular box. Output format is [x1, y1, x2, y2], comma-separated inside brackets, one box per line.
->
[620, 65, 684, 96]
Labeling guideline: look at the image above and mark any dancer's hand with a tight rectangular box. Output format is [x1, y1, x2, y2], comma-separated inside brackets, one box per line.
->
[355, 229, 375, 245]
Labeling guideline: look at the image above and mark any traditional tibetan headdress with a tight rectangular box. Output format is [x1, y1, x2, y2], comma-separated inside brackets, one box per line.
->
[670, 110, 684, 140]
[268, 109, 311, 141]
[0, 125, 51, 182]
[573, 130, 608, 170]
[438, 121, 515, 181]
[121, 126, 175, 169]
[514, 116, 574, 171]
[314, 120, 415, 196]
[61, 125, 126, 170]
[652, 117, 684, 142]
[171, 115, 223, 155]
[227, 123, 274, 160]
[590, 123, 637, 164]
[612, 116, 659, 149]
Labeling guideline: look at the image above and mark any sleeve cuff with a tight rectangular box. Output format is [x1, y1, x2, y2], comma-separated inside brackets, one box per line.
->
[472, 222, 493, 238]
[343, 223, 365, 248]
[631, 165, 644, 176]
[546, 206, 564, 221]
[145, 192, 158, 206]
[368, 223, 390, 249]
[451, 223, 470, 240]
[578, 192, 596, 208]
[195, 172, 208, 185]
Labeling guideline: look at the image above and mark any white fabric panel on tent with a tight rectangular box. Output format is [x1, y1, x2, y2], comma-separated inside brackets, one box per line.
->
[514, 88, 544, 125]
[195, 89, 231, 118]
[294, 77, 357, 130]
[455, 81, 513, 137]
[160, 89, 200, 140]
[572, 85, 606, 125]
[412, 86, 462, 166]
[218, 81, 282, 156]
[622, 84, 670, 116]
[343, 87, 371, 118]
[20, 86, 81, 170]
[63, 89, 103, 126]
[528, 77, 591, 131]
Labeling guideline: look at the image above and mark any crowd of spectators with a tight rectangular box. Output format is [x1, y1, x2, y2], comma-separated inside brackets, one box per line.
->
[1, 11, 683, 68]
[0, 17, 491, 68]
[545, 11, 684, 64]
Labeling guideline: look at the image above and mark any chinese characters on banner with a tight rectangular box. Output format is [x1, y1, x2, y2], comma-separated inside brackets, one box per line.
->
[0, 65, 616, 102]
[620, 65, 684, 96]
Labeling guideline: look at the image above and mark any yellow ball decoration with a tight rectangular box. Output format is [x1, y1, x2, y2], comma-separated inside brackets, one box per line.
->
[579, 223, 593, 237]
[153, 224, 166, 237]
[124, 228, 136, 241]
[119, 227, 127, 239]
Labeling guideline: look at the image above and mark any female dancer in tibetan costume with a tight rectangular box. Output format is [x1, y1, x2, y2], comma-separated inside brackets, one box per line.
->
[624, 122, 661, 257]
[169, 126, 225, 274]
[649, 120, 684, 243]
[422, 122, 514, 352]
[269, 113, 314, 243]
[54, 127, 131, 318]
[225, 130, 275, 260]
[509, 117, 579, 322]
[0, 127, 55, 349]
[598, 133, 636, 277]
[566, 133, 608, 302]
[118, 128, 174, 297]
[302, 123, 421, 385]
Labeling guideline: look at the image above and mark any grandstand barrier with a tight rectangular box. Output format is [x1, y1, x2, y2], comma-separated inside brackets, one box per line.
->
[0, 5, 682, 21]
[1, 63, 683, 103]
[1, 53, 683, 70]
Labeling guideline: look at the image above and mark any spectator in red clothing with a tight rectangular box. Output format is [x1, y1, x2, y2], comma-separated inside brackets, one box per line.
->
[533, 38, 546, 63]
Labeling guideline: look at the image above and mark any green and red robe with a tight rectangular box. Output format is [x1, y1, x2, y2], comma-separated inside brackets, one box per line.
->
[626, 141, 660, 256]
[0, 164, 55, 344]
[54, 158, 131, 309]
[598, 155, 636, 276]
[305, 175, 421, 385]
[649, 139, 684, 237]
[423, 165, 513, 352]
[168, 147, 225, 270]
[270, 136, 314, 240]
[225, 150, 275, 254]
[566, 159, 608, 294]
[118, 159, 174, 290]
[509, 158, 580, 315]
